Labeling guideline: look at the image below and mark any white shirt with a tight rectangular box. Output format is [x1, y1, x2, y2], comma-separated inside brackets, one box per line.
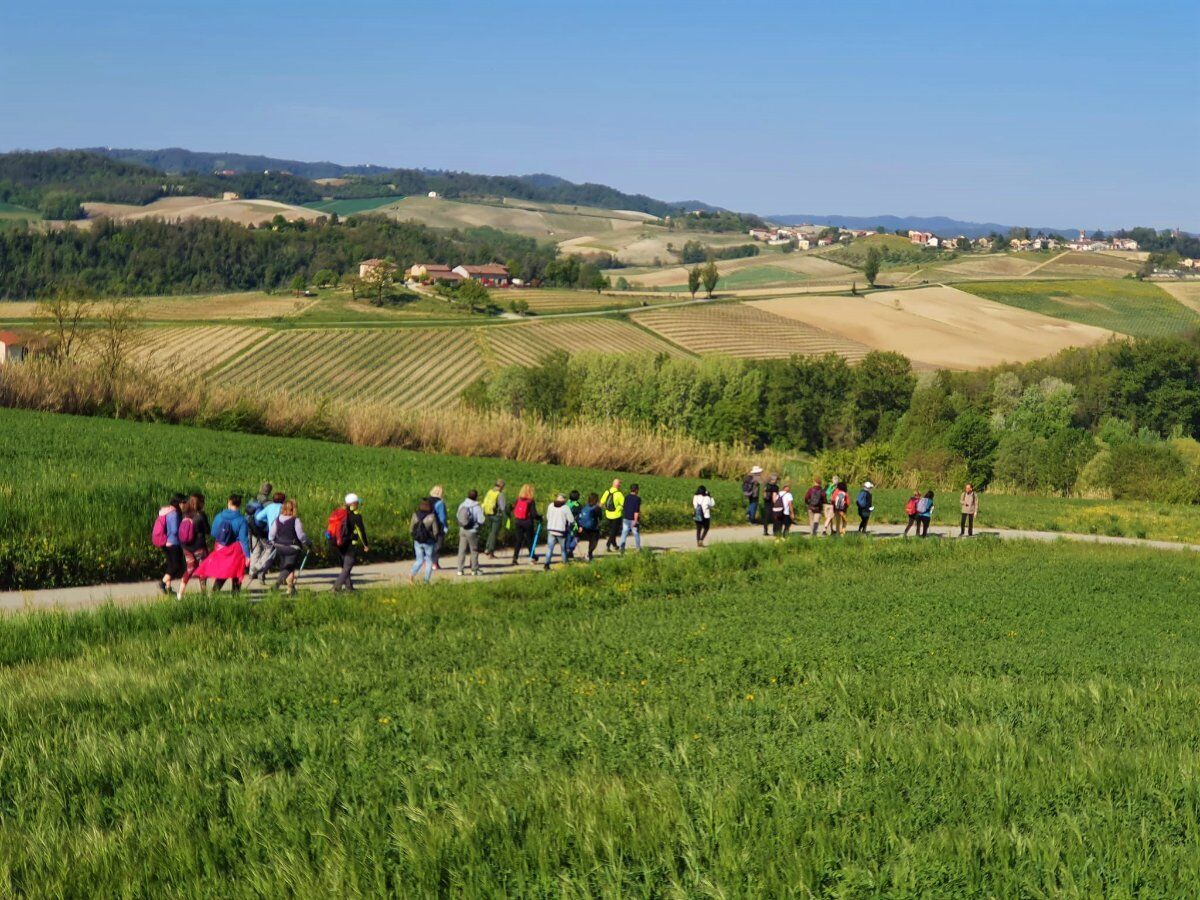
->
[779, 490, 794, 516]
[545, 503, 576, 535]
[692, 494, 715, 520]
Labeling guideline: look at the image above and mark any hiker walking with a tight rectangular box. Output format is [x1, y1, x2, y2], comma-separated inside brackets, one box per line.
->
[510, 484, 540, 565]
[903, 491, 921, 536]
[778, 482, 794, 536]
[428, 485, 448, 569]
[917, 491, 935, 538]
[761, 474, 779, 536]
[742, 466, 763, 526]
[692, 485, 715, 546]
[543, 493, 576, 571]
[803, 479, 824, 536]
[410, 499, 441, 584]
[856, 481, 874, 534]
[577, 492, 603, 560]
[456, 489, 485, 576]
[565, 490, 583, 559]
[195, 494, 251, 593]
[176, 493, 210, 600]
[153, 493, 186, 596]
[248, 491, 286, 584]
[482, 479, 507, 558]
[600, 479, 625, 552]
[269, 499, 311, 595]
[960, 484, 978, 537]
[821, 476, 840, 535]
[329, 493, 369, 592]
[619, 484, 642, 553]
[830, 482, 850, 535]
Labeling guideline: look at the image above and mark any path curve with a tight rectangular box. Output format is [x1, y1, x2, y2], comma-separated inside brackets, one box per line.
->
[2, 523, 1197, 615]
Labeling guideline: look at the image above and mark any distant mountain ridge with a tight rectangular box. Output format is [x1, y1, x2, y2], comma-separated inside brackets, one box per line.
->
[768, 213, 1077, 239]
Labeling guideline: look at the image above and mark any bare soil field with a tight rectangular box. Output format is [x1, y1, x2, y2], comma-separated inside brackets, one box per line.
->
[1156, 282, 1200, 314]
[938, 256, 1040, 277]
[135, 292, 315, 320]
[748, 286, 1115, 369]
[380, 196, 649, 244]
[618, 252, 857, 289]
[83, 197, 326, 227]
[631, 304, 872, 361]
[1036, 252, 1141, 278]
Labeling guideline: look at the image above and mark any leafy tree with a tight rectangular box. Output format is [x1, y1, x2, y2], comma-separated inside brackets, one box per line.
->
[289, 273, 307, 293]
[615, 276, 630, 291]
[37, 190, 84, 220]
[852, 351, 917, 442]
[945, 409, 999, 486]
[454, 278, 490, 311]
[863, 247, 881, 287]
[687, 266, 702, 299]
[311, 269, 337, 288]
[701, 261, 719, 298]
[1106, 339, 1200, 438]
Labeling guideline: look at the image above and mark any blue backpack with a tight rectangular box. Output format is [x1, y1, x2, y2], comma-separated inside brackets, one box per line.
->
[578, 504, 599, 530]
[213, 516, 236, 546]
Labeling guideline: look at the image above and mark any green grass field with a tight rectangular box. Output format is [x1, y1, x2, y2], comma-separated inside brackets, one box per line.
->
[659, 263, 810, 292]
[959, 279, 1200, 338]
[2, 537, 1199, 894]
[302, 196, 402, 216]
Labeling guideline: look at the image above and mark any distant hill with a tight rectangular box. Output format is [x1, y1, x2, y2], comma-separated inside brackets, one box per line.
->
[769, 213, 1076, 239]
[86, 147, 391, 179]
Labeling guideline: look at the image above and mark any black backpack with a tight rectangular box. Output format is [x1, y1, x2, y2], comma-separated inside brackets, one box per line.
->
[412, 514, 436, 545]
[742, 475, 757, 499]
[603, 491, 617, 513]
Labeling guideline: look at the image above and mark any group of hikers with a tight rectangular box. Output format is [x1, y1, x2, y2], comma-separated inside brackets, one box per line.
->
[740, 466, 980, 539]
[152, 483, 367, 599]
[152, 470, 981, 597]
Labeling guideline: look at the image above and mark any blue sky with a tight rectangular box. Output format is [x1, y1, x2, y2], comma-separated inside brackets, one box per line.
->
[2, 0, 1197, 229]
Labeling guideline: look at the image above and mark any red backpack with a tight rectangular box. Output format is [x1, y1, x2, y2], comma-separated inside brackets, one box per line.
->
[905, 496, 920, 516]
[178, 516, 195, 546]
[327, 507, 349, 545]
[513, 497, 532, 521]
[151, 512, 169, 548]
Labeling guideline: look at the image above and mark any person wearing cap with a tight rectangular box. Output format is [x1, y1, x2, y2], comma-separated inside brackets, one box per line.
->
[742, 466, 763, 526]
[542, 493, 576, 571]
[856, 481, 875, 533]
[332, 493, 369, 592]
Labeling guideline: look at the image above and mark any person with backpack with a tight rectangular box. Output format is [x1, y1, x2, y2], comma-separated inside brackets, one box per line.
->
[565, 490, 583, 559]
[917, 490, 935, 537]
[482, 479, 507, 558]
[153, 494, 186, 597]
[779, 482, 795, 536]
[410, 499, 441, 585]
[619, 484, 643, 553]
[742, 466, 763, 525]
[821, 475, 841, 535]
[600, 479, 625, 552]
[543, 493, 576, 571]
[903, 490, 922, 536]
[761, 474, 779, 536]
[428, 485, 448, 569]
[329, 494, 369, 592]
[830, 482, 850, 535]
[856, 481, 875, 534]
[803, 479, 825, 536]
[456, 489, 485, 577]
[692, 485, 715, 546]
[510, 484, 540, 565]
[195, 494, 251, 593]
[248, 491, 286, 584]
[176, 493, 210, 600]
[269, 499, 312, 595]
[577, 492, 603, 561]
[960, 483, 979, 537]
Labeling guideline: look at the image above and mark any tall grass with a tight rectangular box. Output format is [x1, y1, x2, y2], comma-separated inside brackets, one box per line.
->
[2, 539, 1199, 894]
[0, 360, 786, 479]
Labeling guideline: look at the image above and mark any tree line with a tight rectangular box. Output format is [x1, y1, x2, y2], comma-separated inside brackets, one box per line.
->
[0, 216, 555, 298]
[465, 336, 1200, 502]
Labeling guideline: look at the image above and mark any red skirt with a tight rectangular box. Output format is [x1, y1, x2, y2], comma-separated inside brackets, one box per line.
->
[193, 542, 248, 581]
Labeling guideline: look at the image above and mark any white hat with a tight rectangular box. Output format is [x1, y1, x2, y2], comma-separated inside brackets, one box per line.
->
[750, 465, 763, 475]
[345, 493, 360, 505]
[864, 481, 874, 489]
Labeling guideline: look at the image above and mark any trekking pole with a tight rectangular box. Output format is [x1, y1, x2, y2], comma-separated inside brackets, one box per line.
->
[299, 549, 310, 572]
[530, 521, 542, 562]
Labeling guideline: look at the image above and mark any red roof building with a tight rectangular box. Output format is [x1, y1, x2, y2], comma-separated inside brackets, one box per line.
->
[452, 264, 511, 287]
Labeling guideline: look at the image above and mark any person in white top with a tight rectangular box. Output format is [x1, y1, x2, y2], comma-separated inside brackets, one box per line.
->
[778, 483, 795, 536]
[543, 493, 576, 571]
[692, 485, 716, 546]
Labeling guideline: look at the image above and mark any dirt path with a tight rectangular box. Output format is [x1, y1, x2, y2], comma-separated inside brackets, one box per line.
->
[3, 523, 1197, 614]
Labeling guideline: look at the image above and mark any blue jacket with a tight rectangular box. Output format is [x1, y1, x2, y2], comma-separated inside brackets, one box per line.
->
[211, 508, 252, 556]
[432, 498, 447, 528]
[255, 501, 283, 530]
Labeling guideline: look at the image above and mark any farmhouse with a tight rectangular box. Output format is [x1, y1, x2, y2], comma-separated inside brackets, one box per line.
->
[908, 230, 933, 245]
[452, 264, 511, 287]
[358, 258, 397, 279]
[0, 330, 31, 364]
[407, 263, 462, 283]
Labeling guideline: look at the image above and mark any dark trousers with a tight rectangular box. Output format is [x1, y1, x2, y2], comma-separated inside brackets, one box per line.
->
[274, 546, 301, 587]
[904, 514, 918, 536]
[858, 513, 870, 533]
[960, 513, 974, 536]
[162, 545, 185, 580]
[581, 528, 601, 559]
[695, 519, 711, 543]
[333, 545, 358, 590]
[918, 517, 931, 537]
[746, 499, 758, 524]
[484, 512, 504, 554]
[605, 517, 622, 550]
[512, 522, 536, 562]
[761, 503, 773, 535]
